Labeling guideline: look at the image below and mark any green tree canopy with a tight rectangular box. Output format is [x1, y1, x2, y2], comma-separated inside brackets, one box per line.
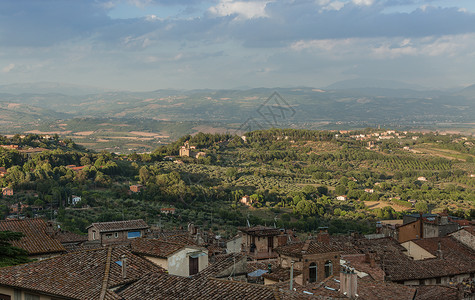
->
[0, 231, 30, 267]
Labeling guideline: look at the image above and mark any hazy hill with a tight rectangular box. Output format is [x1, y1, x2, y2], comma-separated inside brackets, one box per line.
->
[325, 78, 427, 91]
[0, 85, 473, 143]
[456, 84, 475, 99]
[0, 82, 111, 96]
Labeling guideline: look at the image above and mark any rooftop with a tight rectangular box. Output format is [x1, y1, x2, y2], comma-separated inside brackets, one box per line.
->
[130, 238, 199, 258]
[118, 272, 278, 300]
[275, 240, 341, 258]
[262, 267, 302, 282]
[199, 253, 247, 279]
[239, 225, 282, 237]
[50, 229, 88, 244]
[0, 218, 66, 255]
[87, 219, 149, 233]
[0, 246, 164, 300]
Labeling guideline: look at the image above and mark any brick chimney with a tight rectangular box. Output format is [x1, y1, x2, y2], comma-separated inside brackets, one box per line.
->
[340, 267, 357, 298]
[365, 252, 376, 268]
[317, 227, 330, 244]
[121, 254, 127, 279]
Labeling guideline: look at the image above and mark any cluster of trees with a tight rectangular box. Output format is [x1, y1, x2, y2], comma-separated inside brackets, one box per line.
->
[1, 129, 474, 240]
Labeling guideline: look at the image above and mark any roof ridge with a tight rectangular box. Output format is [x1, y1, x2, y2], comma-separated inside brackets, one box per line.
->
[92, 218, 144, 225]
[208, 277, 276, 290]
[99, 246, 113, 300]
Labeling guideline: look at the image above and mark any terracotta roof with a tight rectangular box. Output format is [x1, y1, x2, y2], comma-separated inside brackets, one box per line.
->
[239, 226, 282, 237]
[412, 236, 475, 260]
[275, 275, 416, 300]
[199, 253, 247, 278]
[341, 254, 385, 281]
[118, 272, 278, 300]
[0, 246, 164, 300]
[262, 267, 302, 282]
[247, 260, 280, 274]
[207, 244, 225, 254]
[51, 230, 88, 244]
[274, 276, 344, 299]
[130, 237, 192, 258]
[0, 218, 66, 255]
[275, 240, 340, 258]
[415, 285, 458, 300]
[87, 219, 149, 233]
[152, 232, 198, 245]
[353, 237, 475, 282]
[328, 235, 361, 255]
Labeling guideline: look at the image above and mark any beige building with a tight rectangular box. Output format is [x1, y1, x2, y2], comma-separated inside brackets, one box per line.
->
[240, 195, 252, 206]
[179, 141, 206, 159]
[131, 238, 208, 276]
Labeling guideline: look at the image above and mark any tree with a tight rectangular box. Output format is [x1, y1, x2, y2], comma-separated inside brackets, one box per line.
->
[295, 200, 317, 216]
[415, 202, 429, 213]
[335, 184, 346, 196]
[226, 167, 238, 179]
[317, 185, 328, 195]
[0, 231, 30, 267]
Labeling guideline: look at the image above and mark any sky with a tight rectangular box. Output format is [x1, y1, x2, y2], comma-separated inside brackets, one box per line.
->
[1, 0, 475, 91]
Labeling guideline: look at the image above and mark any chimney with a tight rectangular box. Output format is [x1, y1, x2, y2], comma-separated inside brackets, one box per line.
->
[121, 254, 127, 279]
[302, 239, 312, 253]
[340, 267, 357, 299]
[365, 252, 376, 268]
[317, 227, 330, 244]
[436, 242, 443, 259]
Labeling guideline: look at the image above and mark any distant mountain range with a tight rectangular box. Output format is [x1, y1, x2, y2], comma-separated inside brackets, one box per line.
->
[325, 78, 429, 91]
[0, 82, 112, 96]
[0, 81, 474, 135]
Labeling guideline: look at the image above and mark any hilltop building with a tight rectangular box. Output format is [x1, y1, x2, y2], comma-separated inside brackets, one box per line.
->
[179, 141, 207, 158]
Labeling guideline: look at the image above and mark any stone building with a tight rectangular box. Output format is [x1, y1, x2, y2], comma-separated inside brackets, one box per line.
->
[275, 237, 341, 285]
[87, 219, 149, 246]
[239, 226, 293, 260]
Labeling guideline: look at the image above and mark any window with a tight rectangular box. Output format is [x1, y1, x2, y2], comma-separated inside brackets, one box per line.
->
[436, 277, 441, 284]
[189, 257, 199, 275]
[114, 232, 119, 238]
[0, 293, 11, 300]
[92, 231, 96, 240]
[127, 231, 141, 239]
[324, 260, 333, 278]
[25, 294, 40, 300]
[106, 234, 112, 239]
[309, 262, 318, 283]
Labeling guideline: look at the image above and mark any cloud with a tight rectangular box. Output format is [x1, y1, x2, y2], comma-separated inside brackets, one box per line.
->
[1, 0, 475, 90]
[290, 33, 475, 60]
[209, 0, 272, 20]
[352, 0, 373, 6]
[2, 63, 15, 73]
